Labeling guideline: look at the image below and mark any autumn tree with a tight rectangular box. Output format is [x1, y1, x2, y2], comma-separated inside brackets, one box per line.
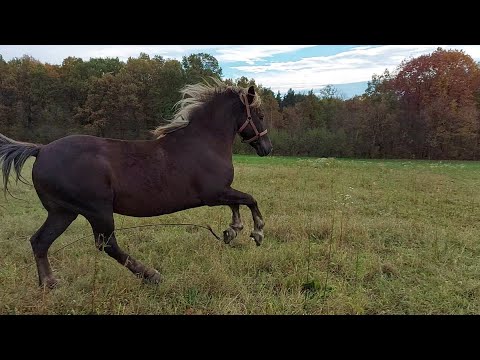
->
[282, 88, 296, 108]
[351, 70, 402, 157]
[392, 48, 480, 159]
[296, 90, 323, 128]
[182, 53, 222, 83]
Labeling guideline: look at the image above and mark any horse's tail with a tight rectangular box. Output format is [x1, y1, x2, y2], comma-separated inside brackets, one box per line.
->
[0, 133, 42, 197]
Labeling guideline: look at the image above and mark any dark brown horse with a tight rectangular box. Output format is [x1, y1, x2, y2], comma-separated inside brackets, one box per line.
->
[0, 79, 272, 288]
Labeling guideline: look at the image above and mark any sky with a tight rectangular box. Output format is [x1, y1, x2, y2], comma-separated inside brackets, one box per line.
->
[1, 45, 480, 98]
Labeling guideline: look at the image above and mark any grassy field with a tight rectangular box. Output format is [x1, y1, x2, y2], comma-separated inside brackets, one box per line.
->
[1, 155, 480, 314]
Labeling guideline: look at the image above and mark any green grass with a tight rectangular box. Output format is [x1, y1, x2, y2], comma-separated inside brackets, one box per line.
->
[1, 155, 480, 314]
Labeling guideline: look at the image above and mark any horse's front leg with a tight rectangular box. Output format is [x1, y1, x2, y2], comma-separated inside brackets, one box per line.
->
[248, 202, 265, 246]
[205, 188, 265, 246]
[223, 204, 244, 244]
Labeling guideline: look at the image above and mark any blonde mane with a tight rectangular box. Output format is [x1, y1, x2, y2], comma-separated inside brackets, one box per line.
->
[152, 78, 262, 138]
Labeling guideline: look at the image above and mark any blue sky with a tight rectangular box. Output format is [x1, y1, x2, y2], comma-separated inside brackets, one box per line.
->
[1, 45, 480, 98]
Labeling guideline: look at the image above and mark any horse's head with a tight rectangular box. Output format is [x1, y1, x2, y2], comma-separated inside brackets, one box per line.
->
[152, 79, 273, 156]
[237, 86, 273, 157]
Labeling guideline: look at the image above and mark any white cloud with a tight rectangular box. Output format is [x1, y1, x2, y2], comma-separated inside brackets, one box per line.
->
[213, 45, 317, 64]
[234, 45, 480, 93]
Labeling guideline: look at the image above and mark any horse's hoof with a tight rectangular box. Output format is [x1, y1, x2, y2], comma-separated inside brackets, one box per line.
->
[143, 269, 162, 284]
[223, 227, 237, 244]
[250, 231, 264, 246]
[41, 276, 59, 289]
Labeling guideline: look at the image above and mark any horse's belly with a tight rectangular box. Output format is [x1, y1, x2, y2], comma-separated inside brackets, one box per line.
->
[112, 191, 203, 217]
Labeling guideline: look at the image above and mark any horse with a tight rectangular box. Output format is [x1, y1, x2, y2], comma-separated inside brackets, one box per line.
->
[0, 79, 272, 289]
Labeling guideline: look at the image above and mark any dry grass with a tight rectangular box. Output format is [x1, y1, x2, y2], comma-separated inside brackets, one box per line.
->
[1, 155, 480, 314]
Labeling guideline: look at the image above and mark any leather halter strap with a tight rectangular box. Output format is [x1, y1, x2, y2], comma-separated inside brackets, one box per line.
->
[238, 92, 268, 143]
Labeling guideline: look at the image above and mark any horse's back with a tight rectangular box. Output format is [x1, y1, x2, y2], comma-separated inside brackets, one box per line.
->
[31, 134, 178, 216]
[35, 134, 111, 179]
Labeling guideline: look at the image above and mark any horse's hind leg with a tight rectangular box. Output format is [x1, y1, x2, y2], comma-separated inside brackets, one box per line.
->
[87, 213, 161, 284]
[30, 211, 78, 289]
[223, 204, 244, 244]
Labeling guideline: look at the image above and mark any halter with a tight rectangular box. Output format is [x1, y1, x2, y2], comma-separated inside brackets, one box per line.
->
[238, 92, 268, 143]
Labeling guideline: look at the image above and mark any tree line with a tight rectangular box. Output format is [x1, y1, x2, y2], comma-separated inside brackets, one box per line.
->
[1, 48, 479, 160]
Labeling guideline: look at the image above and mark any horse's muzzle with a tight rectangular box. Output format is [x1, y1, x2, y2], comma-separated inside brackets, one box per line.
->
[252, 138, 273, 157]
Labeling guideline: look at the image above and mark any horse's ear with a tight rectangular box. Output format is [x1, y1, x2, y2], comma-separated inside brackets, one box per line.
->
[247, 85, 256, 105]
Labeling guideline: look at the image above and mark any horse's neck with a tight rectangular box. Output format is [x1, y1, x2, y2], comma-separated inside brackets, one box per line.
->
[159, 114, 237, 159]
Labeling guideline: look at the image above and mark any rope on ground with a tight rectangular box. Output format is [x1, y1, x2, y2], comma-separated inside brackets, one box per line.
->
[13, 222, 222, 271]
